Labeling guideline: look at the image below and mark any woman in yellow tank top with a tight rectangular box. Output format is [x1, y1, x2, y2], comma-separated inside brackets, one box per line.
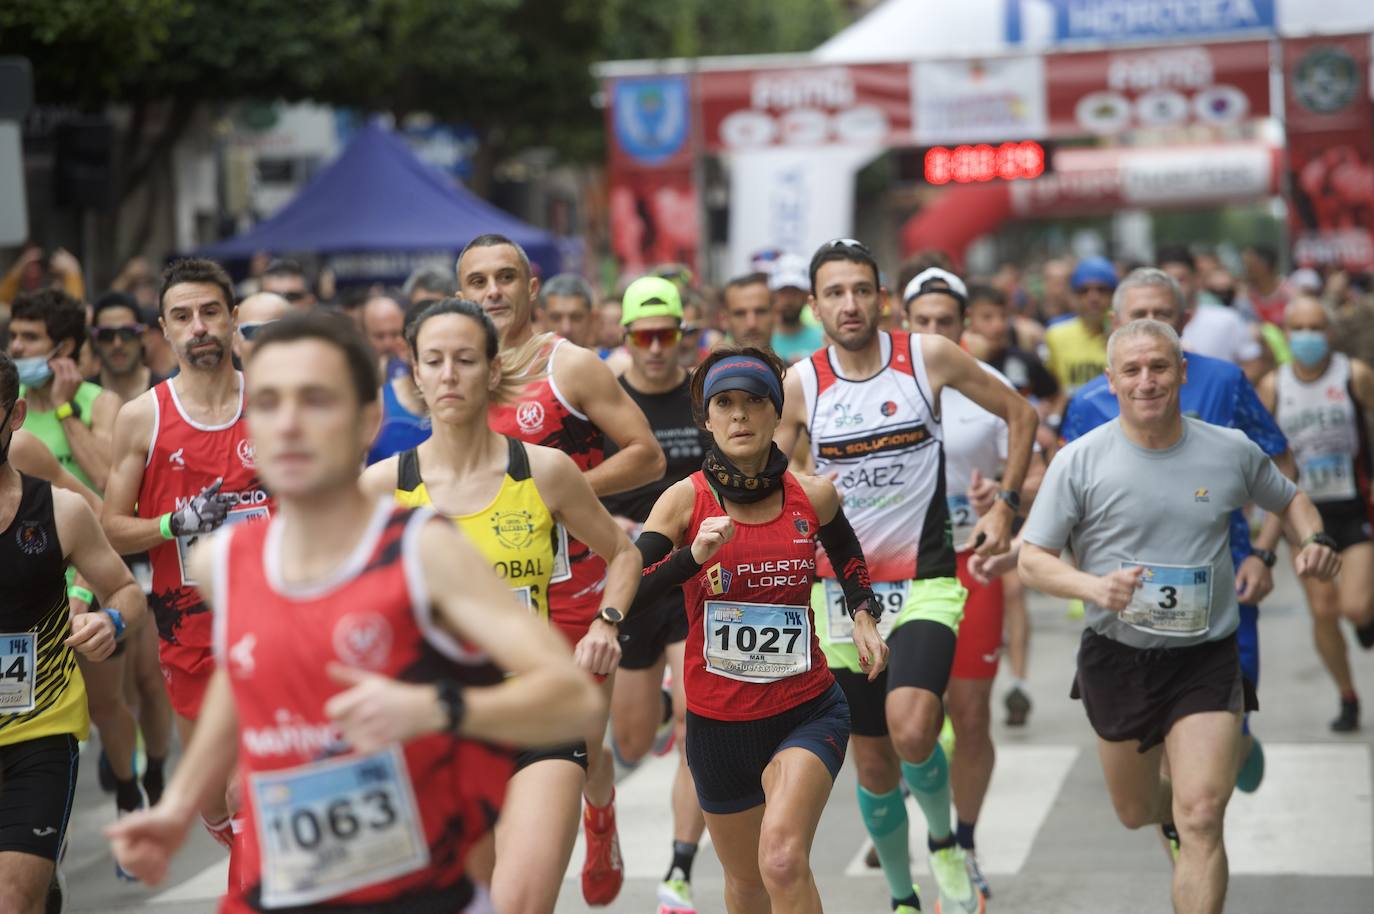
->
[360, 298, 641, 914]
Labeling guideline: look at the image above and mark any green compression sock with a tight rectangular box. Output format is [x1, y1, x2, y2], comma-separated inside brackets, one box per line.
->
[857, 784, 914, 902]
[901, 744, 952, 844]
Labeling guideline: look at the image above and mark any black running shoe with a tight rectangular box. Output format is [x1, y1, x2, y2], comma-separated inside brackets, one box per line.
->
[1004, 686, 1031, 727]
[1331, 697, 1360, 733]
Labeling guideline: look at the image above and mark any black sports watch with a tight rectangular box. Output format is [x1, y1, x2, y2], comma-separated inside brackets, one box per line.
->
[850, 595, 883, 624]
[435, 679, 466, 734]
[1303, 531, 1339, 551]
[598, 606, 624, 626]
[1251, 548, 1277, 569]
[995, 489, 1022, 513]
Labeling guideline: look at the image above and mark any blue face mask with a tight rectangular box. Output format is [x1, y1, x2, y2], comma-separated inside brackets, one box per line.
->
[14, 353, 53, 388]
[1289, 330, 1329, 368]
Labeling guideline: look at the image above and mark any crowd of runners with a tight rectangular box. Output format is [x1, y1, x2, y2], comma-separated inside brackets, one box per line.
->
[0, 234, 1368, 914]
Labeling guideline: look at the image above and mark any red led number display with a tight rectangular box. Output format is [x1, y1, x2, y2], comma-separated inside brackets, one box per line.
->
[923, 141, 1046, 185]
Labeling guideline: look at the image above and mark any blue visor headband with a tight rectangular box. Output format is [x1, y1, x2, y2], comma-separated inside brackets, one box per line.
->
[703, 356, 783, 413]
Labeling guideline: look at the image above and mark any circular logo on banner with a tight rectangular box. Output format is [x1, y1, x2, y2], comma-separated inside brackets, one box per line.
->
[1135, 90, 1189, 128]
[613, 77, 689, 165]
[515, 401, 545, 435]
[1294, 47, 1359, 115]
[833, 105, 890, 144]
[1193, 85, 1250, 125]
[1076, 91, 1133, 134]
[720, 110, 777, 148]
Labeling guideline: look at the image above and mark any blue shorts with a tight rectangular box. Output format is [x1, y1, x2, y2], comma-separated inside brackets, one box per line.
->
[1237, 603, 1259, 735]
[685, 683, 850, 814]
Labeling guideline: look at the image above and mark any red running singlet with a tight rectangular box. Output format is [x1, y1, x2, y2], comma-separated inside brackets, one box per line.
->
[488, 337, 607, 643]
[679, 472, 833, 721]
[212, 502, 511, 913]
[138, 376, 271, 684]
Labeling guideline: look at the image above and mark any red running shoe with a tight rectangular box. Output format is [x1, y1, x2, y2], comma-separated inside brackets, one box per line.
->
[581, 794, 624, 906]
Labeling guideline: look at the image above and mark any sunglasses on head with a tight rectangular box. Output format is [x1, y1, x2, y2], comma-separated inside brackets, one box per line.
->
[238, 320, 278, 341]
[821, 237, 874, 257]
[626, 327, 683, 349]
[92, 325, 145, 344]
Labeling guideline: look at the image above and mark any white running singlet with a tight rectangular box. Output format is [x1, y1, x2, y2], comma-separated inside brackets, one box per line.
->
[1275, 353, 1368, 505]
[941, 361, 1014, 551]
[798, 331, 956, 582]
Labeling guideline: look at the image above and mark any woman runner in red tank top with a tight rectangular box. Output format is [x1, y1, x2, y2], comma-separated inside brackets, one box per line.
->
[628, 347, 887, 914]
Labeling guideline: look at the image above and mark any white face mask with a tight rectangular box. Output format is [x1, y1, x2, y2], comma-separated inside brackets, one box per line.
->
[14, 350, 55, 388]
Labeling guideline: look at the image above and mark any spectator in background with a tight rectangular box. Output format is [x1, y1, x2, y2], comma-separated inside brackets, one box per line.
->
[233, 250, 273, 299]
[362, 292, 409, 369]
[593, 299, 625, 354]
[769, 254, 824, 364]
[0, 243, 86, 305]
[90, 291, 162, 404]
[1038, 258, 1074, 326]
[366, 297, 431, 465]
[8, 288, 119, 492]
[1045, 256, 1115, 396]
[402, 267, 455, 307]
[1162, 246, 1267, 379]
[258, 258, 316, 310]
[963, 283, 1061, 411]
[1241, 244, 1286, 326]
[1329, 271, 1374, 369]
[679, 289, 723, 370]
[141, 310, 179, 380]
[232, 292, 290, 364]
[110, 255, 160, 312]
[721, 272, 774, 351]
[539, 273, 598, 348]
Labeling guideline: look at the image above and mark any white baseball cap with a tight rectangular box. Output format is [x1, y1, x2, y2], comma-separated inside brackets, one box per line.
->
[903, 267, 968, 305]
[768, 253, 810, 292]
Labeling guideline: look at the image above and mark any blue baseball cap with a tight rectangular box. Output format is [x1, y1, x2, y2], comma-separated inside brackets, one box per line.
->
[703, 356, 783, 413]
[1071, 256, 1117, 291]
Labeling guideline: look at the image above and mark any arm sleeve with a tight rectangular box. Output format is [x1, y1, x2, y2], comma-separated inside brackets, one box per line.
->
[629, 532, 701, 616]
[1020, 446, 1080, 550]
[1231, 375, 1288, 457]
[816, 508, 878, 618]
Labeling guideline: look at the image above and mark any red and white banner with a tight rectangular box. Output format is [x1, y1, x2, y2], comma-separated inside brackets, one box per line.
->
[698, 64, 912, 152]
[1009, 143, 1279, 216]
[1046, 40, 1270, 137]
[912, 57, 1048, 145]
[1283, 34, 1374, 270]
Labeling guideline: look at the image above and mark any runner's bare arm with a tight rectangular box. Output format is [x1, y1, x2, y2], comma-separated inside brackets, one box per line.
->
[55, 487, 146, 661]
[10, 428, 101, 513]
[419, 517, 602, 745]
[774, 370, 810, 461]
[532, 446, 642, 617]
[101, 394, 167, 554]
[1283, 489, 1342, 580]
[1018, 542, 1144, 612]
[1255, 369, 1277, 413]
[69, 387, 119, 490]
[106, 669, 239, 884]
[358, 456, 400, 500]
[557, 344, 665, 496]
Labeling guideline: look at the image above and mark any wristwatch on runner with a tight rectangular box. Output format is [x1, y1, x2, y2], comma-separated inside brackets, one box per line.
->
[1251, 548, 1277, 568]
[597, 606, 624, 627]
[1303, 531, 1339, 551]
[102, 607, 127, 641]
[852, 596, 883, 624]
[54, 400, 81, 421]
[995, 488, 1022, 513]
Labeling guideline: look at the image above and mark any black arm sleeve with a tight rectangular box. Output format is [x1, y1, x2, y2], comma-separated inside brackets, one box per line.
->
[816, 508, 879, 619]
[630, 532, 701, 616]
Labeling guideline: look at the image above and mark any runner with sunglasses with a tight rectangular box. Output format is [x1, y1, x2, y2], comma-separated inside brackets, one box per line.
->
[776, 239, 1038, 914]
[630, 344, 887, 914]
[232, 292, 290, 364]
[361, 297, 640, 914]
[601, 277, 712, 914]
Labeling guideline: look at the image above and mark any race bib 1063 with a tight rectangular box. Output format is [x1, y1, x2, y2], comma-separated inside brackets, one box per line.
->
[1119, 561, 1212, 637]
[703, 600, 811, 683]
[250, 745, 428, 909]
[823, 579, 908, 642]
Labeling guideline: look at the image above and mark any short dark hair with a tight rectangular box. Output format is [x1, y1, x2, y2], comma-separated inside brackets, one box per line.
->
[405, 298, 499, 363]
[897, 251, 955, 295]
[0, 352, 18, 411]
[248, 311, 379, 406]
[402, 268, 456, 302]
[92, 290, 143, 325]
[262, 258, 307, 282]
[724, 272, 769, 294]
[540, 274, 596, 311]
[10, 289, 87, 354]
[1156, 245, 1196, 273]
[159, 258, 235, 316]
[1244, 244, 1278, 270]
[457, 233, 532, 281]
[808, 239, 880, 293]
[965, 283, 1006, 309]
[689, 344, 786, 428]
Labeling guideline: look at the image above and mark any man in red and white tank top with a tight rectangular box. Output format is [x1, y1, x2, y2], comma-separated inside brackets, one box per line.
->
[108, 311, 602, 913]
[103, 258, 271, 848]
[460, 234, 665, 906]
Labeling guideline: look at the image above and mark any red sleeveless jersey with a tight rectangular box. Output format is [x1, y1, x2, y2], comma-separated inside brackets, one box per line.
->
[138, 376, 271, 674]
[680, 472, 833, 721]
[488, 337, 607, 637]
[212, 502, 512, 913]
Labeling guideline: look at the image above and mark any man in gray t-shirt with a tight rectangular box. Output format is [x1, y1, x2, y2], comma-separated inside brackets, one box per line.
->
[1019, 319, 1338, 914]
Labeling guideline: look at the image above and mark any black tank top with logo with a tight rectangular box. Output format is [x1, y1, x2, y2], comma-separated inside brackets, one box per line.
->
[601, 375, 711, 523]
